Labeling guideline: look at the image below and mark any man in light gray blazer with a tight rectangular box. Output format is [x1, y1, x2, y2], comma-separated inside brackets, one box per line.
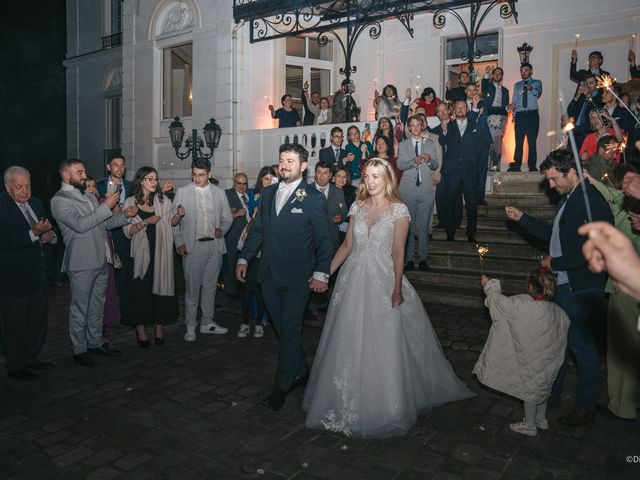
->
[51, 159, 138, 366]
[397, 114, 439, 272]
[172, 158, 233, 342]
[311, 160, 348, 251]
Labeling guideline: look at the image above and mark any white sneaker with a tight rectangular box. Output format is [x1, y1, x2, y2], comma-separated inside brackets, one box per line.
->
[237, 323, 250, 338]
[184, 326, 196, 342]
[200, 322, 228, 335]
[535, 419, 549, 430]
[509, 420, 537, 436]
[253, 325, 264, 338]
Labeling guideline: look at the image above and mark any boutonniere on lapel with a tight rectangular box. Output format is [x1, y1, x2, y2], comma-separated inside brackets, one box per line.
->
[292, 188, 307, 204]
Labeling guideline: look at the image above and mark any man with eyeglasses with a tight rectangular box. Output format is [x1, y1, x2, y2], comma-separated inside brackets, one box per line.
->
[173, 158, 233, 341]
[224, 173, 251, 298]
[318, 127, 353, 173]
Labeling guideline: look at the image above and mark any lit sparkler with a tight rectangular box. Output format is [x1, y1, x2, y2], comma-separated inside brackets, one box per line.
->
[574, 33, 580, 50]
[476, 244, 489, 274]
[601, 172, 615, 187]
[596, 74, 640, 128]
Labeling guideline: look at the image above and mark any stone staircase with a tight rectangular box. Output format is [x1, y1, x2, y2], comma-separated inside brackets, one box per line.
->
[408, 172, 558, 308]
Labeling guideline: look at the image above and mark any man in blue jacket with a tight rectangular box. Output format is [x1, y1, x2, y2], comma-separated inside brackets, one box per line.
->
[505, 148, 614, 427]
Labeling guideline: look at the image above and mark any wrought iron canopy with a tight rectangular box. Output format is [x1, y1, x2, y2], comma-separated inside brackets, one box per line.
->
[233, 1, 518, 81]
[233, 1, 517, 43]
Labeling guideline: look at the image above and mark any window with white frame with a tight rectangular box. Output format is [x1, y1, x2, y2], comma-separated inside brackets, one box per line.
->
[444, 31, 500, 93]
[102, 0, 123, 35]
[285, 36, 334, 119]
[162, 42, 192, 119]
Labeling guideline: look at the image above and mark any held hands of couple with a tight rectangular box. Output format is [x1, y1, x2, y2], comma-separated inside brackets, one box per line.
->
[309, 277, 328, 293]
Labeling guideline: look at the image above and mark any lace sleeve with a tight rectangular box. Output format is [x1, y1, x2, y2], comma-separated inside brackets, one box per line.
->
[347, 202, 360, 218]
[394, 202, 410, 221]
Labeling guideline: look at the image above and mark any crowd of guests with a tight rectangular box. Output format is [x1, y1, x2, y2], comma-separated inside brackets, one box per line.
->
[1, 47, 639, 440]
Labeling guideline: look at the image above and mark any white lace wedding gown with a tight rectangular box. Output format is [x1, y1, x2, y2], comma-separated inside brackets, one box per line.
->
[303, 202, 474, 438]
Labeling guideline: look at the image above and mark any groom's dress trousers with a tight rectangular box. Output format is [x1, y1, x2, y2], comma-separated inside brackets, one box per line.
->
[172, 183, 233, 329]
[239, 180, 334, 392]
[51, 183, 129, 355]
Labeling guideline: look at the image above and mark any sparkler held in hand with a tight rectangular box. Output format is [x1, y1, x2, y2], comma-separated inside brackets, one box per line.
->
[596, 74, 640, 128]
[476, 244, 489, 274]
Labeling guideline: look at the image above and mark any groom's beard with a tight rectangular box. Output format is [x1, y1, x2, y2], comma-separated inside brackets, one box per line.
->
[70, 179, 86, 194]
[279, 171, 302, 184]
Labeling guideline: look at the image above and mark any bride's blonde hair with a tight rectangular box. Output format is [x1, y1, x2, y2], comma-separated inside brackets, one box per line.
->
[356, 157, 402, 204]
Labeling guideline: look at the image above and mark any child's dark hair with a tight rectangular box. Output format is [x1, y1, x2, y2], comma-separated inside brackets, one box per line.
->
[527, 267, 556, 300]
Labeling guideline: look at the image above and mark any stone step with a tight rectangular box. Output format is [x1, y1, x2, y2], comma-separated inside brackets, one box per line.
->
[491, 172, 547, 195]
[428, 239, 545, 257]
[481, 204, 555, 219]
[407, 268, 526, 293]
[485, 193, 556, 208]
[428, 251, 538, 273]
[430, 227, 545, 245]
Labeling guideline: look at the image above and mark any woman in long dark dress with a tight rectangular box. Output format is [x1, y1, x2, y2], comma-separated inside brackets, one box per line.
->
[122, 167, 185, 346]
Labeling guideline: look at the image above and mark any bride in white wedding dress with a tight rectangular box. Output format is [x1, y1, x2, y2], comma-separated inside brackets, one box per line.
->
[303, 158, 474, 438]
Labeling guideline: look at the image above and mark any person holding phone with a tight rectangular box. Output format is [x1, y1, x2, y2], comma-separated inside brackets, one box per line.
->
[97, 154, 132, 320]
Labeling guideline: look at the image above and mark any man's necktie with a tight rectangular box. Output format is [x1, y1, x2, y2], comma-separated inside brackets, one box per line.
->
[415, 141, 422, 187]
[275, 182, 288, 215]
[242, 193, 249, 206]
[21, 204, 37, 227]
[335, 149, 340, 163]
[522, 81, 528, 108]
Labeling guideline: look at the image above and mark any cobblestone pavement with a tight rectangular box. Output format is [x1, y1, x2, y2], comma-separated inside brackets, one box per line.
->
[1, 286, 638, 479]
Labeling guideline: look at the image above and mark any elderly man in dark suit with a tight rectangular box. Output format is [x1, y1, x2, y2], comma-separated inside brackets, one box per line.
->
[223, 172, 250, 297]
[0, 166, 56, 380]
[237, 143, 334, 412]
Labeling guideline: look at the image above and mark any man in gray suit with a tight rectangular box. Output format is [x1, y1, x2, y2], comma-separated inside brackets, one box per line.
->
[173, 158, 233, 342]
[397, 114, 439, 272]
[311, 161, 347, 250]
[51, 159, 138, 366]
[223, 172, 250, 297]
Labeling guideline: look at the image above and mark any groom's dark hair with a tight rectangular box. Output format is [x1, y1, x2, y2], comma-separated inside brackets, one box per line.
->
[279, 143, 309, 164]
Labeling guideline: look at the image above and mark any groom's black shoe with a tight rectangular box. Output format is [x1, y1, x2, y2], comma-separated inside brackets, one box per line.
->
[288, 374, 309, 393]
[262, 389, 286, 411]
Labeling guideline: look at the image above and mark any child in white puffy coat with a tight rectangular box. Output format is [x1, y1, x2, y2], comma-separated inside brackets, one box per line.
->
[474, 268, 570, 436]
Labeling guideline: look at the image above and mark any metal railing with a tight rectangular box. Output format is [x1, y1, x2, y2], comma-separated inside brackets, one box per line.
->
[101, 32, 122, 49]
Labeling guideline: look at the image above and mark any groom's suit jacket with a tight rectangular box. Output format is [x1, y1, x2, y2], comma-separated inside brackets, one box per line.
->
[239, 180, 334, 288]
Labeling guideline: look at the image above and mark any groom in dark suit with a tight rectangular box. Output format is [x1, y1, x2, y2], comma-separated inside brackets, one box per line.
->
[237, 143, 334, 411]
